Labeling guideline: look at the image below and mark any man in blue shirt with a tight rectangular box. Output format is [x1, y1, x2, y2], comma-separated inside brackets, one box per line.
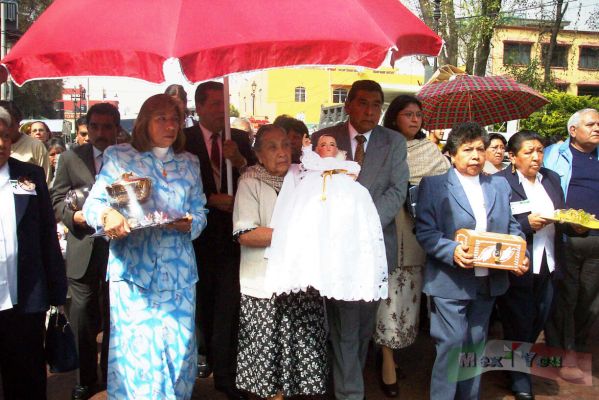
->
[543, 108, 599, 381]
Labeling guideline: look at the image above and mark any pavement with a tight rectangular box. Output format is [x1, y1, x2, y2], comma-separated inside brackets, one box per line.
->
[2, 322, 598, 400]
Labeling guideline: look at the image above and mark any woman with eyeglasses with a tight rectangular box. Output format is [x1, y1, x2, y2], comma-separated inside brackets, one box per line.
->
[373, 95, 450, 397]
[483, 133, 507, 174]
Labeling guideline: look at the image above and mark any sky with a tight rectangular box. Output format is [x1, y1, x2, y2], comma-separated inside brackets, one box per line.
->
[62, 0, 598, 119]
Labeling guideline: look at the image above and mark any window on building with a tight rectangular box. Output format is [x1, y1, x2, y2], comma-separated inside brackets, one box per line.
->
[295, 86, 306, 102]
[579, 47, 599, 70]
[503, 42, 532, 65]
[578, 85, 599, 97]
[541, 44, 569, 68]
[332, 88, 348, 103]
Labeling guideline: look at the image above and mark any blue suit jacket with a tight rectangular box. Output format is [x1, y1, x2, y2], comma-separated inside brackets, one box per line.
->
[415, 168, 525, 300]
[9, 157, 67, 313]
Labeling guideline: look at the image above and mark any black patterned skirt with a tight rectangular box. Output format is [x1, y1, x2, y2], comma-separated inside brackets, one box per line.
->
[236, 290, 329, 398]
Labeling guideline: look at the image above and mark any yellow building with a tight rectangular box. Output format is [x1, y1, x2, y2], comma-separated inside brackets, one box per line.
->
[490, 20, 599, 96]
[228, 63, 426, 129]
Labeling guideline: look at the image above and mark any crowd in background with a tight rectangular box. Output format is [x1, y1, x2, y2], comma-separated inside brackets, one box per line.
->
[0, 78, 598, 400]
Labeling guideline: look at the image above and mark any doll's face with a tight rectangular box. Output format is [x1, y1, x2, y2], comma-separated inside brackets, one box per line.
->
[316, 135, 338, 158]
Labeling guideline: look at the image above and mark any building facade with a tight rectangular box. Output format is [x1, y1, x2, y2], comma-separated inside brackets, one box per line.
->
[228, 62, 426, 130]
[490, 20, 599, 96]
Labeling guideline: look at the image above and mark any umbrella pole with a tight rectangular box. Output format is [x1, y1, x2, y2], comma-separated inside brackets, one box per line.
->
[468, 91, 472, 122]
[224, 75, 233, 195]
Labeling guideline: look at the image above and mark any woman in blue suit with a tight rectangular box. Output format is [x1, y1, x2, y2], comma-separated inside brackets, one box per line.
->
[496, 130, 584, 400]
[415, 122, 528, 400]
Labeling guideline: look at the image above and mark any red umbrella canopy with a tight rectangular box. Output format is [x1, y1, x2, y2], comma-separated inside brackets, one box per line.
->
[1, 0, 442, 85]
[416, 75, 549, 130]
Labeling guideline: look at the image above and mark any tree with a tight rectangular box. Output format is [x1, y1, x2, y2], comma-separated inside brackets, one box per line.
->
[9, 0, 63, 118]
[519, 91, 599, 139]
[229, 104, 240, 118]
[542, 0, 568, 84]
[503, 58, 556, 92]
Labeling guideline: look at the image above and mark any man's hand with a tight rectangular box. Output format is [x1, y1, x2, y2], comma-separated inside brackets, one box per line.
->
[207, 193, 234, 213]
[223, 140, 247, 169]
[73, 211, 88, 227]
[453, 244, 474, 268]
[511, 256, 530, 277]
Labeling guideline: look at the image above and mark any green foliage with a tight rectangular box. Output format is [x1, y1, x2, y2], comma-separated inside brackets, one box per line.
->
[229, 104, 240, 118]
[8, 0, 62, 118]
[519, 91, 599, 139]
[502, 59, 556, 92]
[13, 80, 63, 119]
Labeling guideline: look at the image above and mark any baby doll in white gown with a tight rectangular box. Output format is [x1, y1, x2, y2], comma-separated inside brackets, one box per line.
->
[265, 135, 388, 301]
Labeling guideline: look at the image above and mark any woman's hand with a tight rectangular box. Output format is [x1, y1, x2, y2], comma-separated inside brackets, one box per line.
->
[511, 256, 529, 276]
[528, 213, 552, 231]
[166, 214, 192, 233]
[102, 208, 130, 240]
[453, 244, 474, 268]
[302, 134, 311, 148]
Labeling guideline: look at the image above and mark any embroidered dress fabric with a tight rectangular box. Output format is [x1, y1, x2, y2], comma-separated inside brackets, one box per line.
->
[266, 146, 388, 301]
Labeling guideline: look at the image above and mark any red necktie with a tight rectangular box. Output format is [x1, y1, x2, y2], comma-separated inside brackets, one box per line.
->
[211, 133, 221, 170]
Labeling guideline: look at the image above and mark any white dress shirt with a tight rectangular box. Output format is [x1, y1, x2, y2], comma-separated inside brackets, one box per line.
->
[517, 170, 556, 274]
[0, 162, 18, 310]
[455, 170, 489, 277]
[348, 123, 372, 159]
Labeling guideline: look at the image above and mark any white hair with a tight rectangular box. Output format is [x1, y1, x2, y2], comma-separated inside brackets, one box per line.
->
[0, 107, 12, 127]
[567, 108, 598, 132]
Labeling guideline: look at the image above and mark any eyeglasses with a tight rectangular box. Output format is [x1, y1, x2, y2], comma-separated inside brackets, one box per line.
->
[398, 112, 423, 119]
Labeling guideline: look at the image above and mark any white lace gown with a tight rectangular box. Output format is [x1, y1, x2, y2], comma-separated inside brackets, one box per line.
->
[265, 147, 388, 301]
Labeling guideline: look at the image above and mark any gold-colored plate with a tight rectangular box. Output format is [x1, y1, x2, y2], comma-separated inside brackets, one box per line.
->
[541, 209, 599, 230]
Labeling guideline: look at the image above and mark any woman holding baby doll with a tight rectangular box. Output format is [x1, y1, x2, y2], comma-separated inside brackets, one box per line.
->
[82, 94, 208, 400]
[265, 132, 388, 302]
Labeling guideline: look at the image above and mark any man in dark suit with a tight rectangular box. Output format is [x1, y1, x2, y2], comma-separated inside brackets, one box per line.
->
[312, 80, 409, 400]
[51, 103, 120, 400]
[0, 107, 67, 400]
[184, 81, 255, 400]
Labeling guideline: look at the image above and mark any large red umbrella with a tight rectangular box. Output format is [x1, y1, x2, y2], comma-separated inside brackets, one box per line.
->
[0, 0, 442, 85]
[416, 74, 549, 130]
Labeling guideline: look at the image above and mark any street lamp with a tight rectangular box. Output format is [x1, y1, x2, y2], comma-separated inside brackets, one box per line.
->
[433, 0, 441, 70]
[70, 87, 83, 138]
[251, 81, 257, 116]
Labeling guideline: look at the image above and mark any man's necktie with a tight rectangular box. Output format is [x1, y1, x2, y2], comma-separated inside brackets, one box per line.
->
[96, 153, 103, 174]
[355, 134, 366, 166]
[211, 133, 221, 170]
[211, 133, 222, 190]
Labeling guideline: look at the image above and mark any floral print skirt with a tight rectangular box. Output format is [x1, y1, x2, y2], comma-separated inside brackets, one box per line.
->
[236, 290, 328, 398]
[107, 280, 197, 400]
[373, 265, 424, 349]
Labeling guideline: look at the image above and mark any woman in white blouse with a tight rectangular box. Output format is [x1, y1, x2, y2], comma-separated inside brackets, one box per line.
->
[496, 130, 583, 399]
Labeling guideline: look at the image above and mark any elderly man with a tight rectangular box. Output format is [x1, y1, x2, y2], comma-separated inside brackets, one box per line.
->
[312, 80, 408, 400]
[0, 101, 50, 183]
[0, 106, 67, 400]
[184, 81, 255, 400]
[51, 103, 120, 400]
[543, 108, 599, 381]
